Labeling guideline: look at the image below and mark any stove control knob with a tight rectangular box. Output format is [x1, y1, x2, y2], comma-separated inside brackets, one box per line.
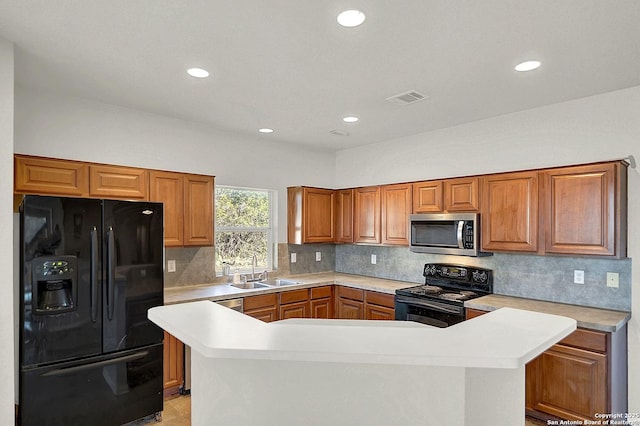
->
[478, 272, 487, 283]
[472, 271, 479, 281]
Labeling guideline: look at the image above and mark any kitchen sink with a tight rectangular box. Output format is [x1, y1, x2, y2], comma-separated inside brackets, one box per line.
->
[258, 279, 300, 287]
[230, 282, 270, 290]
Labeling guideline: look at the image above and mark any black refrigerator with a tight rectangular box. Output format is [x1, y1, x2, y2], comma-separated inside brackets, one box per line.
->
[19, 195, 164, 426]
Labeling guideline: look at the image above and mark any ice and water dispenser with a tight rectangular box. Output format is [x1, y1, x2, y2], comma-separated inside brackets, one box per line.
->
[32, 256, 78, 313]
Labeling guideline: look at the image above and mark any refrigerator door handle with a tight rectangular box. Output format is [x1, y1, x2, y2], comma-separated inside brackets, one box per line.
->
[41, 350, 149, 377]
[90, 226, 99, 322]
[107, 226, 115, 321]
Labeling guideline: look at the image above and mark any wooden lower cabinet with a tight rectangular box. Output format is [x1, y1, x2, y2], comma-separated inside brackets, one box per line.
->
[466, 309, 620, 422]
[244, 293, 278, 322]
[310, 286, 333, 318]
[336, 286, 365, 319]
[163, 331, 184, 396]
[364, 291, 395, 320]
[526, 343, 607, 421]
[279, 289, 309, 320]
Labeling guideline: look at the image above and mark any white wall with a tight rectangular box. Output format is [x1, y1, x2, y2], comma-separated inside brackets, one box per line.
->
[14, 86, 337, 240]
[0, 38, 15, 424]
[336, 86, 640, 412]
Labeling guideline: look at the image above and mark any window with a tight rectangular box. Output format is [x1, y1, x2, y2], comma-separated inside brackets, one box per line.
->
[215, 186, 275, 275]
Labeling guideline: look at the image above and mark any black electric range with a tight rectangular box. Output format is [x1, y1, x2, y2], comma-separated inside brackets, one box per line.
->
[395, 263, 493, 327]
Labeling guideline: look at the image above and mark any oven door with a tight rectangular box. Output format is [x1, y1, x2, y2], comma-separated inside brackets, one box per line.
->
[395, 295, 465, 328]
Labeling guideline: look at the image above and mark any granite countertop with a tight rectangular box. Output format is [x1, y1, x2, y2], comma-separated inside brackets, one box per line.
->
[465, 294, 631, 333]
[149, 301, 576, 369]
[164, 272, 417, 305]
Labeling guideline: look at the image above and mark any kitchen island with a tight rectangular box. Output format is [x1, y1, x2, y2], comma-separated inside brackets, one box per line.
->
[149, 301, 576, 426]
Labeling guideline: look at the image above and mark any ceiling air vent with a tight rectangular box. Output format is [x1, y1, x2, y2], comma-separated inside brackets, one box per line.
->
[385, 90, 428, 106]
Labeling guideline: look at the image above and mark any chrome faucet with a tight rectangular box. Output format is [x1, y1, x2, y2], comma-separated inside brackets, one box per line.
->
[251, 254, 257, 280]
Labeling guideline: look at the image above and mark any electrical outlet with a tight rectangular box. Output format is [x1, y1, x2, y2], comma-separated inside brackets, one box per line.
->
[371, 254, 377, 265]
[316, 252, 322, 262]
[290, 253, 297, 263]
[167, 259, 176, 273]
[606, 272, 619, 288]
[573, 270, 584, 284]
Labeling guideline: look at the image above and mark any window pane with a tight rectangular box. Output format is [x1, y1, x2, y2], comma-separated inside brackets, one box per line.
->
[215, 231, 267, 270]
[215, 188, 269, 228]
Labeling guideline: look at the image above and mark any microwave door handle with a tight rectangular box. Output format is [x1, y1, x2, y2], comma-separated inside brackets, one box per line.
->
[456, 221, 465, 249]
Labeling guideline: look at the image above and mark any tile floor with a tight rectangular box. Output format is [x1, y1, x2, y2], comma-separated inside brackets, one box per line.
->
[144, 395, 548, 425]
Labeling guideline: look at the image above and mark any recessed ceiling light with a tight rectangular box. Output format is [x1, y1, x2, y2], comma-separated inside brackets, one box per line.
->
[187, 67, 210, 78]
[343, 116, 359, 123]
[337, 10, 366, 27]
[258, 128, 274, 133]
[514, 60, 541, 72]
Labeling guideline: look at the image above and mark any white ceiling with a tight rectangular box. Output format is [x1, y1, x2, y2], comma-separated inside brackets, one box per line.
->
[1, 1, 640, 151]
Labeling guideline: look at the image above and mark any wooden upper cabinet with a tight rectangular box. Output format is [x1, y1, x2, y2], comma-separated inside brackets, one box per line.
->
[149, 171, 214, 247]
[15, 155, 89, 197]
[335, 189, 354, 243]
[444, 177, 479, 212]
[150, 171, 185, 246]
[287, 187, 335, 244]
[381, 183, 412, 245]
[481, 171, 539, 252]
[354, 186, 381, 244]
[412, 180, 443, 213]
[184, 174, 214, 246]
[541, 162, 626, 257]
[89, 164, 148, 200]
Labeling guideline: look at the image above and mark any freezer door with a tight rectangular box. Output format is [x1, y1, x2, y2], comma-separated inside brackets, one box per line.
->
[19, 344, 163, 426]
[103, 200, 164, 353]
[20, 196, 103, 366]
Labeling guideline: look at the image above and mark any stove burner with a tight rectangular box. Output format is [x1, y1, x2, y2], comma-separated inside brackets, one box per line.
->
[420, 285, 442, 294]
[440, 293, 468, 301]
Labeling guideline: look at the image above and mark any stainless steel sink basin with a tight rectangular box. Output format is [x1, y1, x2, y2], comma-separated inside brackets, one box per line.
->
[230, 282, 269, 290]
[258, 279, 300, 287]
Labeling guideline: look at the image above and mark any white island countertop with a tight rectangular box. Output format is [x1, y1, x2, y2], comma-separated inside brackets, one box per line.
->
[149, 300, 576, 369]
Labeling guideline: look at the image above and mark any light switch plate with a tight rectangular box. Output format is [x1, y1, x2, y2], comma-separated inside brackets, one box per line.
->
[371, 254, 377, 265]
[315, 252, 322, 262]
[606, 272, 619, 288]
[167, 259, 176, 273]
[573, 270, 584, 284]
[290, 253, 297, 263]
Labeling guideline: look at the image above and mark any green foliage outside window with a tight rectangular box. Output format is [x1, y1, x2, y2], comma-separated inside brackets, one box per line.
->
[215, 187, 272, 272]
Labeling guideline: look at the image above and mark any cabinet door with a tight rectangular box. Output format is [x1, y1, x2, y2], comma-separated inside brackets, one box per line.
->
[89, 164, 148, 200]
[381, 183, 412, 245]
[336, 298, 364, 319]
[542, 163, 622, 257]
[354, 186, 381, 244]
[481, 171, 539, 252]
[365, 304, 395, 320]
[15, 155, 89, 197]
[526, 344, 607, 421]
[412, 180, 443, 213]
[279, 301, 309, 320]
[184, 174, 214, 246]
[304, 187, 335, 243]
[335, 189, 354, 243]
[149, 171, 184, 247]
[163, 331, 184, 394]
[310, 298, 332, 319]
[444, 177, 479, 212]
[245, 308, 278, 322]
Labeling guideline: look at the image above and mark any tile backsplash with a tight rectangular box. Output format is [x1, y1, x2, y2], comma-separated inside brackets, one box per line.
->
[334, 245, 632, 311]
[165, 243, 631, 312]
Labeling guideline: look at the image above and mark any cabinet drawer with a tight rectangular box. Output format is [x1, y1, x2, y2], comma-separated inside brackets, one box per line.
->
[559, 328, 607, 353]
[310, 286, 332, 299]
[244, 293, 277, 310]
[279, 289, 309, 304]
[337, 286, 364, 301]
[365, 291, 394, 308]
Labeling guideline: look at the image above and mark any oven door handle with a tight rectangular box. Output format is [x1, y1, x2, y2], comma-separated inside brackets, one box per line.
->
[395, 295, 464, 315]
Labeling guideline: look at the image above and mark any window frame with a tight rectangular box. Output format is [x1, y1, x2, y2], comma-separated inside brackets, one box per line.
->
[214, 185, 276, 276]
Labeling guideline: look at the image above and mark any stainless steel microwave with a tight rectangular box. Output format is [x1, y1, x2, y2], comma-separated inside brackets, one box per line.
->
[409, 213, 491, 257]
